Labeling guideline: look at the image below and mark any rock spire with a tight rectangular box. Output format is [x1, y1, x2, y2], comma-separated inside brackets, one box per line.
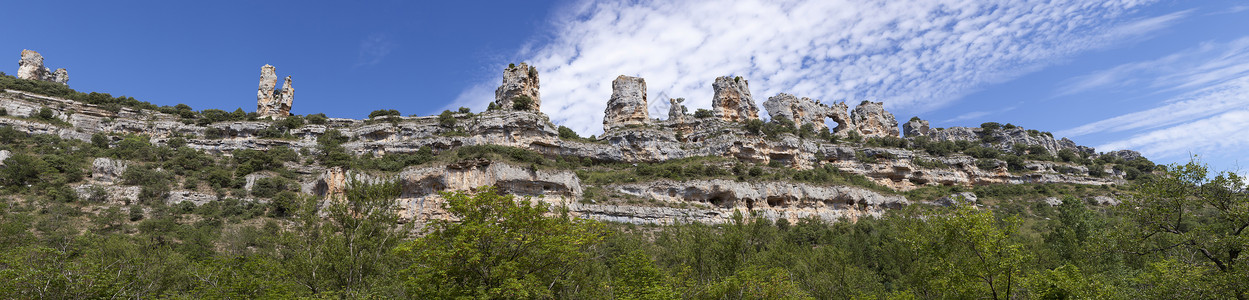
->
[711, 76, 759, 122]
[16, 50, 68, 85]
[256, 64, 294, 119]
[494, 63, 541, 111]
[849, 101, 899, 138]
[603, 75, 649, 131]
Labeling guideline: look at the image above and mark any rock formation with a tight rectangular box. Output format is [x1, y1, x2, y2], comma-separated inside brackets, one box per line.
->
[929, 126, 1093, 155]
[667, 98, 690, 122]
[849, 101, 899, 138]
[711, 76, 759, 122]
[494, 63, 541, 111]
[763, 93, 842, 132]
[256, 65, 294, 119]
[603, 75, 649, 131]
[902, 118, 930, 137]
[16, 50, 68, 85]
[1106, 150, 1142, 161]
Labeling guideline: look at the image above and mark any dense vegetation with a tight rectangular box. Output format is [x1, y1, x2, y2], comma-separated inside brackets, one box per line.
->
[0, 154, 1244, 298]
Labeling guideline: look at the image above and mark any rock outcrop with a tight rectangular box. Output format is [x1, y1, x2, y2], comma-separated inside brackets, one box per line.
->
[667, 98, 689, 122]
[256, 65, 294, 119]
[1106, 150, 1142, 161]
[603, 75, 649, 131]
[850, 101, 899, 138]
[711, 76, 759, 122]
[762, 93, 846, 132]
[16, 50, 68, 85]
[494, 63, 541, 111]
[902, 118, 930, 137]
[929, 126, 1094, 155]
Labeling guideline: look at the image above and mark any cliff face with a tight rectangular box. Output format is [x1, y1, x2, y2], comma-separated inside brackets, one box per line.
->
[494, 63, 541, 111]
[0, 63, 1139, 225]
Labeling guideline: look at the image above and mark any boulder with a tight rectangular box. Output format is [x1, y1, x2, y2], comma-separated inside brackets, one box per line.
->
[902, 118, 930, 137]
[603, 75, 649, 131]
[936, 192, 978, 206]
[1042, 197, 1063, 207]
[0, 150, 9, 166]
[91, 157, 128, 183]
[16, 50, 68, 85]
[1106, 150, 1142, 161]
[762, 93, 842, 133]
[494, 63, 541, 111]
[850, 101, 899, 138]
[711, 76, 759, 122]
[256, 64, 294, 119]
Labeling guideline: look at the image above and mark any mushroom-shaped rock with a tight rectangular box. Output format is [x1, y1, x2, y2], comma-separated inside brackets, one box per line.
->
[668, 98, 689, 122]
[603, 75, 649, 131]
[711, 76, 759, 122]
[494, 63, 541, 111]
[850, 101, 899, 138]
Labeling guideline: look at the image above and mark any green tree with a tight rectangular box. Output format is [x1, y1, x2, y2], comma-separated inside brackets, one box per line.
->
[1118, 159, 1249, 298]
[396, 187, 606, 299]
[900, 206, 1027, 299]
[438, 110, 456, 127]
[513, 95, 535, 111]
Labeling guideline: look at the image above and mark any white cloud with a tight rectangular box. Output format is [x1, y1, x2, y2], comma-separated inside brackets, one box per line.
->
[354, 33, 397, 67]
[1057, 75, 1249, 137]
[1096, 109, 1249, 159]
[457, 0, 1165, 135]
[1057, 36, 1249, 97]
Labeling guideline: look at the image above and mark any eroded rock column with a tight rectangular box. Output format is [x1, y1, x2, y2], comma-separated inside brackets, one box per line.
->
[16, 50, 68, 85]
[494, 63, 541, 111]
[711, 76, 759, 122]
[850, 101, 899, 138]
[603, 75, 649, 131]
[256, 64, 294, 119]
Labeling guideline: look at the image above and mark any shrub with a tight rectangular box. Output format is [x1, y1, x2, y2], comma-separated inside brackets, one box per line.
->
[368, 109, 401, 119]
[558, 126, 582, 140]
[0, 108, 6, 116]
[438, 110, 456, 127]
[694, 109, 714, 119]
[980, 122, 1002, 131]
[305, 113, 329, 125]
[91, 133, 110, 149]
[512, 95, 534, 111]
[458, 107, 471, 114]
[251, 177, 294, 198]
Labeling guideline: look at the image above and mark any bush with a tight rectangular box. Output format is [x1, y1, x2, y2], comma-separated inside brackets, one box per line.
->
[694, 109, 714, 119]
[980, 122, 1002, 131]
[512, 95, 534, 111]
[438, 110, 456, 127]
[251, 177, 294, 198]
[558, 126, 582, 140]
[368, 109, 400, 119]
[0, 108, 7, 116]
[305, 113, 329, 125]
[458, 107, 471, 114]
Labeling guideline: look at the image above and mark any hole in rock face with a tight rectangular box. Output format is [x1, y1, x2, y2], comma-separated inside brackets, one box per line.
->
[766, 196, 789, 207]
[313, 181, 329, 197]
[708, 191, 735, 208]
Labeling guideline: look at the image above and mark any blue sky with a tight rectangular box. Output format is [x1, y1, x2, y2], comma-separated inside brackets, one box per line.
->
[2, 0, 1247, 172]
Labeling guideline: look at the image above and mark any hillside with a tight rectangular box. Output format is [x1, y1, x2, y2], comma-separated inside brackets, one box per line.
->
[3, 61, 1245, 299]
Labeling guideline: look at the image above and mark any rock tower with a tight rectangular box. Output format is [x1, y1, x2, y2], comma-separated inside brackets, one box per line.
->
[16, 50, 68, 85]
[494, 63, 541, 111]
[256, 64, 294, 119]
[603, 75, 649, 131]
[711, 76, 759, 122]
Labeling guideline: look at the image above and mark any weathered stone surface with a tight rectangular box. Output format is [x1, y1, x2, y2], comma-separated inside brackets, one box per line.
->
[73, 184, 140, 205]
[711, 76, 758, 122]
[929, 126, 1092, 155]
[667, 98, 689, 122]
[936, 192, 978, 206]
[603, 75, 648, 131]
[1087, 196, 1120, 206]
[0, 150, 9, 166]
[256, 65, 294, 119]
[17, 50, 68, 85]
[494, 63, 540, 111]
[1042, 197, 1063, 207]
[167, 191, 218, 206]
[1106, 150, 1142, 161]
[91, 157, 128, 183]
[850, 101, 899, 138]
[902, 118, 930, 137]
[762, 93, 842, 132]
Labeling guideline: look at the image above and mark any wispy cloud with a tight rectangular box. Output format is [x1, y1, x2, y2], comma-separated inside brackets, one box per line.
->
[1057, 36, 1249, 97]
[355, 33, 396, 67]
[1096, 109, 1249, 158]
[448, 0, 1166, 135]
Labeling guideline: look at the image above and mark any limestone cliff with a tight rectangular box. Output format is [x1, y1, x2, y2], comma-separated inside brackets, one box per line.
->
[711, 76, 759, 122]
[603, 75, 649, 131]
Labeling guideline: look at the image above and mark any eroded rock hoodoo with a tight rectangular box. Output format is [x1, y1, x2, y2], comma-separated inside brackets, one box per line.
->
[850, 101, 899, 138]
[711, 76, 759, 122]
[17, 50, 68, 85]
[902, 117, 930, 137]
[256, 64, 294, 119]
[667, 98, 689, 122]
[494, 63, 541, 111]
[603, 75, 649, 131]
